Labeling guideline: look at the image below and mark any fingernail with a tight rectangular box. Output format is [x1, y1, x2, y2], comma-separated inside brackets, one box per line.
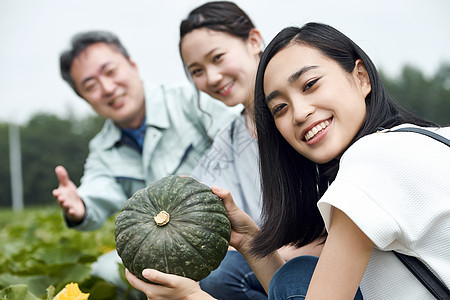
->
[142, 269, 151, 277]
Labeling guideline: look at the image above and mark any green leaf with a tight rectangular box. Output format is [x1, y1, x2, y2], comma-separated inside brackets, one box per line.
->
[0, 206, 117, 299]
[0, 284, 40, 300]
[0, 273, 53, 298]
[79, 278, 117, 300]
[52, 264, 91, 292]
[32, 246, 96, 266]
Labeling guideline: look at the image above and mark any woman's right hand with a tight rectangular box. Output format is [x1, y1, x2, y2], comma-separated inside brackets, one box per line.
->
[211, 186, 260, 254]
[125, 269, 213, 300]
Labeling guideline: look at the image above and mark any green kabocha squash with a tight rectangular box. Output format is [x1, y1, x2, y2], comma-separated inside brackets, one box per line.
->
[114, 175, 231, 283]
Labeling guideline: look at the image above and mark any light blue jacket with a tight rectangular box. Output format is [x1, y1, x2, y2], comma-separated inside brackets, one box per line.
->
[73, 82, 241, 230]
[191, 113, 263, 226]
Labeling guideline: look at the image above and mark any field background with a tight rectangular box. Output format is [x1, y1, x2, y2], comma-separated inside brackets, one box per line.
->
[0, 206, 122, 299]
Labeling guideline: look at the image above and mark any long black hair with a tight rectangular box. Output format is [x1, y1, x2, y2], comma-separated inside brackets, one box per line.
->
[252, 23, 437, 257]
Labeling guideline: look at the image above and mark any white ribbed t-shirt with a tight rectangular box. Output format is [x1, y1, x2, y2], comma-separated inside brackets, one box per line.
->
[318, 125, 450, 299]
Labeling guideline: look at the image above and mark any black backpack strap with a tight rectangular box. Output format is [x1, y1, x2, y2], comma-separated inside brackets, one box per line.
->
[393, 251, 450, 300]
[390, 127, 450, 147]
[386, 127, 450, 299]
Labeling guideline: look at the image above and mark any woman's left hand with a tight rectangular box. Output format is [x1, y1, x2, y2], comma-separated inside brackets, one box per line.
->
[125, 269, 214, 300]
[211, 186, 260, 254]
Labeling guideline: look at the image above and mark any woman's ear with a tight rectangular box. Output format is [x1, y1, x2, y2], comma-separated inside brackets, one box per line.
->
[354, 59, 371, 98]
[247, 28, 263, 56]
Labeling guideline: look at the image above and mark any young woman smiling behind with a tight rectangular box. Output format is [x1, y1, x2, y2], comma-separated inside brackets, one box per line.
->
[179, 2, 323, 299]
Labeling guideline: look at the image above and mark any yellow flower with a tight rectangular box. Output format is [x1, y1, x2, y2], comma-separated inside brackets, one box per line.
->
[100, 245, 115, 254]
[54, 282, 89, 300]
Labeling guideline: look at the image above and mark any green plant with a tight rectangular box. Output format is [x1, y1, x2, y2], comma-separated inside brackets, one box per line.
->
[115, 175, 231, 283]
[0, 206, 117, 299]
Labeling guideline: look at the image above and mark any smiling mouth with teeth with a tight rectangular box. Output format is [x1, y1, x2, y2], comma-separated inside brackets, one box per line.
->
[304, 119, 331, 141]
[110, 96, 123, 106]
[217, 81, 234, 96]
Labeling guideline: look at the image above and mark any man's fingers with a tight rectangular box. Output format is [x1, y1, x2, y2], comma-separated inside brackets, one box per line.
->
[55, 165, 70, 186]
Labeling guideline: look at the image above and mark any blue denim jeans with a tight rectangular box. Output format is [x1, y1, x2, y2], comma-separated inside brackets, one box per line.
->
[200, 250, 267, 300]
[268, 256, 363, 299]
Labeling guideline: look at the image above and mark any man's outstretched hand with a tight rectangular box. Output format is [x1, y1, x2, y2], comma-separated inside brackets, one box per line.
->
[52, 165, 86, 223]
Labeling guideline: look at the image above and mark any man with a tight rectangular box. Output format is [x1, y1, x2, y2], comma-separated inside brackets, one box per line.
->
[53, 30, 240, 297]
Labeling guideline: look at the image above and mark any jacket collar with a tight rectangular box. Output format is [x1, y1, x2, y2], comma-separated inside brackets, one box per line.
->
[144, 82, 170, 130]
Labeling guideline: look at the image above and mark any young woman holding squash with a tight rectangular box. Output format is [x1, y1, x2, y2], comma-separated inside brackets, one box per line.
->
[128, 13, 450, 300]
[178, 3, 270, 298]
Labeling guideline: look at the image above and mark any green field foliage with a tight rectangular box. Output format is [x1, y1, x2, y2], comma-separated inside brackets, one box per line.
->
[0, 206, 122, 299]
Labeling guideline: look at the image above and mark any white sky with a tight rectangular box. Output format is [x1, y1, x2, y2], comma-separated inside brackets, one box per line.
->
[1, 0, 449, 124]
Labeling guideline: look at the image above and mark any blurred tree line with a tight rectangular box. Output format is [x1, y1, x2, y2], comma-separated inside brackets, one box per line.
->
[381, 63, 450, 126]
[0, 114, 104, 207]
[0, 63, 449, 207]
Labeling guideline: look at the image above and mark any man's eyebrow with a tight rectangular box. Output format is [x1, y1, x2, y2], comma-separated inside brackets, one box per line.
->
[288, 65, 318, 84]
[186, 48, 219, 69]
[265, 65, 318, 104]
[80, 62, 110, 86]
